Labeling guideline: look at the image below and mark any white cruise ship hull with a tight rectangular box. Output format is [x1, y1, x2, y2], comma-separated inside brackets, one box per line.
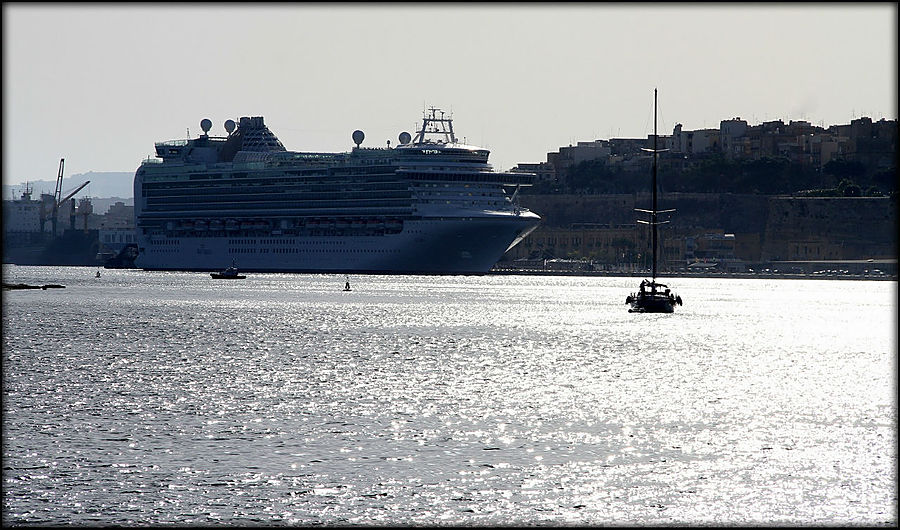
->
[136, 214, 539, 274]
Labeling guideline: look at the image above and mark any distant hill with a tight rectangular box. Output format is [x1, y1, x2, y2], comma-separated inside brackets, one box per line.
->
[3, 171, 134, 201]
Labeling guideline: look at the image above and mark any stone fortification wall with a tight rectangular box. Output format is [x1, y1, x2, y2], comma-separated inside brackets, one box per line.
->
[762, 197, 897, 260]
[519, 193, 769, 234]
[517, 193, 897, 262]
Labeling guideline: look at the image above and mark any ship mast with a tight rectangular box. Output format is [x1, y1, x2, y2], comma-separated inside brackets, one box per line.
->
[627, 88, 683, 312]
[635, 88, 672, 284]
[413, 107, 457, 144]
[651, 88, 659, 282]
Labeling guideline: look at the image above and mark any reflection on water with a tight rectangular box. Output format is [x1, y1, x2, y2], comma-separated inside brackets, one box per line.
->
[2, 265, 897, 525]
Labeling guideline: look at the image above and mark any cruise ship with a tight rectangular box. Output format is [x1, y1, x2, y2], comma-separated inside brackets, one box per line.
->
[133, 108, 541, 273]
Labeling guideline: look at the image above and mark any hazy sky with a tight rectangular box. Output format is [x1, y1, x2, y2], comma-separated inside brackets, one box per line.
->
[4, 3, 897, 187]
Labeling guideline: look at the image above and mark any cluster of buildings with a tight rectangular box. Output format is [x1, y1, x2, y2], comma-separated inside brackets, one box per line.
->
[499, 115, 897, 273]
[512, 116, 897, 188]
[2, 186, 136, 263]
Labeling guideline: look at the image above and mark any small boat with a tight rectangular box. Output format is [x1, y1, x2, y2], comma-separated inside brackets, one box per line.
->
[211, 261, 246, 279]
[626, 89, 683, 314]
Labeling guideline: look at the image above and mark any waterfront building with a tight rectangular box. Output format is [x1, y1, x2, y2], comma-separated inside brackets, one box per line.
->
[98, 202, 136, 256]
[671, 123, 719, 155]
[511, 161, 556, 184]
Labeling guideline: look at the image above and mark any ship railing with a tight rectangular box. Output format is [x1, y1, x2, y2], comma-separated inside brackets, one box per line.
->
[155, 139, 190, 147]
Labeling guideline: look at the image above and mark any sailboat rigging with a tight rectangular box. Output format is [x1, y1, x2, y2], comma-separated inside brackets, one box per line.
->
[626, 88, 683, 313]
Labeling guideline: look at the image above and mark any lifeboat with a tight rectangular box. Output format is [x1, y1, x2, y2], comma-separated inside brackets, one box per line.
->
[194, 220, 208, 231]
[209, 220, 224, 231]
[225, 219, 239, 231]
[335, 218, 350, 230]
[350, 218, 364, 230]
[385, 219, 403, 231]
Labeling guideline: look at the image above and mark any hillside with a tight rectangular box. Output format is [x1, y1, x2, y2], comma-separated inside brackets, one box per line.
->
[3, 171, 134, 200]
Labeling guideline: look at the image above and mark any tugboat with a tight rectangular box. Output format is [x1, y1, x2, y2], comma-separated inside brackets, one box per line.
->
[210, 260, 246, 280]
[626, 89, 683, 314]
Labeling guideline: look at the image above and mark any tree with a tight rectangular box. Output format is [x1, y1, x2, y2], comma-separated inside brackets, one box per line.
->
[823, 159, 866, 180]
[837, 178, 861, 197]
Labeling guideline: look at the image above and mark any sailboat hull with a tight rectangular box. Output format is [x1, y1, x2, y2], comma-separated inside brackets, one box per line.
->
[625, 281, 682, 313]
[628, 295, 676, 313]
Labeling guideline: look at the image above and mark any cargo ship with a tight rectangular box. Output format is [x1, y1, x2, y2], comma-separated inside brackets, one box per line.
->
[133, 108, 540, 273]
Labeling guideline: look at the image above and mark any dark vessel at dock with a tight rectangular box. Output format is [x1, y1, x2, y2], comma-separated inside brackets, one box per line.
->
[3, 229, 101, 267]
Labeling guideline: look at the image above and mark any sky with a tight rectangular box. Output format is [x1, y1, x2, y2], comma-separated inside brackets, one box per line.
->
[3, 2, 897, 190]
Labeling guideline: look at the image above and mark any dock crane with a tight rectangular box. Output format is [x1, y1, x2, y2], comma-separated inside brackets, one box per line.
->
[62, 181, 90, 230]
[43, 158, 90, 235]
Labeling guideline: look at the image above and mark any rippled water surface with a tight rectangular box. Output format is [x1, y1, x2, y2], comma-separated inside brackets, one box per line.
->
[3, 265, 896, 525]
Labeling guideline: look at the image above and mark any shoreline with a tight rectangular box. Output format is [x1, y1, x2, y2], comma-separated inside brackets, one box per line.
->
[488, 269, 898, 281]
[3, 263, 895, 281]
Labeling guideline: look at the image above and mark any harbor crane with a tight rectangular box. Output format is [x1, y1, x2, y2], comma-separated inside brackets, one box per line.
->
[41, 158, 90, 235]
[63, 182, 90, 230]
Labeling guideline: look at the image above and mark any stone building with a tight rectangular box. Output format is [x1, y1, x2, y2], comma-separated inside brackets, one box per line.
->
[672, 124, 720, 155]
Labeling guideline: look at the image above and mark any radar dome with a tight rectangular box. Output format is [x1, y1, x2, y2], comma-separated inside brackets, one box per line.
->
[398, 131, 412, 145]
[224, 119, 236, 134]
[352, 130, 365, 147]
[200, 118, 212, 134]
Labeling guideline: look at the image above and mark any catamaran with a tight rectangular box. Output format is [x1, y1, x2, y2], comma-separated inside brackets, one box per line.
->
[626, 89, 683, 313]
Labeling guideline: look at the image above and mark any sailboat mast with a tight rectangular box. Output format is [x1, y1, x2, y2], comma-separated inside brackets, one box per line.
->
[651, 88, 658, 282]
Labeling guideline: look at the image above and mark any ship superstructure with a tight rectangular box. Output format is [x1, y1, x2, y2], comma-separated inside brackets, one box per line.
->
[133, 108, 540, 273]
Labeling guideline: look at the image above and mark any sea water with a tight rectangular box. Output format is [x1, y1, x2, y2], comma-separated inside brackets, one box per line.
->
[2, 265, 896, 525]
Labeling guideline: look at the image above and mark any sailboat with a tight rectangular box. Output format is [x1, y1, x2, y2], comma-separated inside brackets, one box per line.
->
[626, 88, 683, 313]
